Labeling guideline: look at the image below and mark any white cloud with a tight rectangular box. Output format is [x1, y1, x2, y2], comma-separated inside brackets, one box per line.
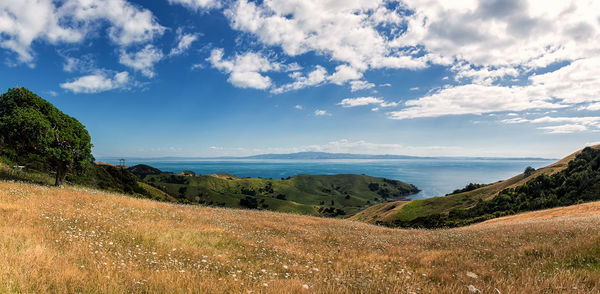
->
[452, 63, 520, 85]
[294, 105, 303, 110]
[169, 30, 199, 56]
[60, 71, 130, 93]
[62, 55, 95, 73]
[502, 116, 600, 126]
[224, 0, 427, 93]
[61, 0, 165, 47]
[0, 0, 83, 63]
[580, 103, 600, 111]
[0, 0, 164, 64]
[167, 0, 221, 10]
[328, 65, 363, 85]
[119, 45, 164, 78]
[338, 97, 399, 109]
[528, 58, 600, 104]
[398, 0, 600, 70]
[314, 109, 330, 116]
[207, 48, 280, 89]
[389, 57, 600, 120]
[501, 115, 600, 134]
[538, 124, 588, 134]
[388, 84, 565, 119]
[225, 0, 425, 71]
[272, 65, 327, 93]
[350, 80, 376, 92]
[220, 0, 600, 100]
[409, 87, 419, 91]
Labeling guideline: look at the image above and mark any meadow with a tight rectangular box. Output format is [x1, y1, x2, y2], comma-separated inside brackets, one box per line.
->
[1, 179, 599, 293]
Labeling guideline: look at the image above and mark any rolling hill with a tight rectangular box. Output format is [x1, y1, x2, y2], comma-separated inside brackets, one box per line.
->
[351, 144, 600, 228]
[132, 167, 419, 216]
[0, 179, 598, 293]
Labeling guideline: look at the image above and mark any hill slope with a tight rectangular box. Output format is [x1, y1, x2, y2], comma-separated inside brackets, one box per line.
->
[135, 170, 419, 216]
[0, 180, 599, 293]
[351, 145, 600, 227]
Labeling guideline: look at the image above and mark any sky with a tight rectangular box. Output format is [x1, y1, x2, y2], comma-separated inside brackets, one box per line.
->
[1, 0, 599, 158]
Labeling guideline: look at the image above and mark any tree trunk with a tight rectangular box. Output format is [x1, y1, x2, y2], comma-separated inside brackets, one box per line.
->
[55, 164, 67, 186]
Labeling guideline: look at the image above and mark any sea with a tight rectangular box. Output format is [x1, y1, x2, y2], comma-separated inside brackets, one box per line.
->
[106, 157, 557, 200]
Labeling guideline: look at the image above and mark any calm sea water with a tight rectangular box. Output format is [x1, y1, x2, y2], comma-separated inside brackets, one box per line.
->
[111, 158, 556, 199]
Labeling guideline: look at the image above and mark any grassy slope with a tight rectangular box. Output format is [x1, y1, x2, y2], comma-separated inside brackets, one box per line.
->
[351, 145, 598, 224]
[0, 180, 599, 293]
[143, 173, 418, 216]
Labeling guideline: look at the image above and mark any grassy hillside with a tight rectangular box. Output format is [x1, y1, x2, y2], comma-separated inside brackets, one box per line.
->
[1, 180, 599, 293]
[135, 168, 419, 216]
[0, 158, 187, 204]
[352, 145, 600, 227]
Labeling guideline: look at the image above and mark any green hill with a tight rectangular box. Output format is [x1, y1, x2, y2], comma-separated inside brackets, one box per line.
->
[352, 145, 600, 228]
[133, 168, 419, 217]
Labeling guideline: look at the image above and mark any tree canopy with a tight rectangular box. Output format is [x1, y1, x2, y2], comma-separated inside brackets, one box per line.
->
[0, 87, 93, 186]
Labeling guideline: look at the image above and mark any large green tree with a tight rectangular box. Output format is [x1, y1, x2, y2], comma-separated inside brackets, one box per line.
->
[0, 87, 93, 186]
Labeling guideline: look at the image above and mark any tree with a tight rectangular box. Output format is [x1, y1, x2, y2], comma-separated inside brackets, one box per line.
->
[0, 88, 93, 186]
[524, 166, 536, 177]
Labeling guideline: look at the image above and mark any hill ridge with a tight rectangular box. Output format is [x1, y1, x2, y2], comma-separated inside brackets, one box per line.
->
[351, 144, 600, 227]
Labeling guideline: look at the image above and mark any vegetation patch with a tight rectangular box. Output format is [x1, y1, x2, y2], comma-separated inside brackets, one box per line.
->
[390, 147, 600, 228]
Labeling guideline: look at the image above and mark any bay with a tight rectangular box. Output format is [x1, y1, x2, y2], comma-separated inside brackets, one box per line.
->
[110, 157, 556, 200]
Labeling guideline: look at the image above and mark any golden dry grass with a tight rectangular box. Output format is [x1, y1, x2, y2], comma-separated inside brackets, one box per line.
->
[349, 201, 411, 223]
[1, 180, 599, 293]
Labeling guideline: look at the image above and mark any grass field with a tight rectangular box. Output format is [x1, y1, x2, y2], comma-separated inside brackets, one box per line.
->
[1, 179, 599, 293]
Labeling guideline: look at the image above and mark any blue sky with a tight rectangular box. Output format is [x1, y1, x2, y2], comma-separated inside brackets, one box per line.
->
[1, 0, 599, 158]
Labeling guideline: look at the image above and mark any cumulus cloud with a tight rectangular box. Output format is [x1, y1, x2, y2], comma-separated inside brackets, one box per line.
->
[225, 0, 424, 71]
[0, 0, 164, 64]
[388, 57, 600, 120]
[60, 71, 130, 93]
[223, 0, 427, 92]
[0, 0, 83, 63]
[119, 45, 164, 78]
[294, 105, 303, 110]
[398, 0, 600, 69]
[61, 0, 165, 46]
[381, 0, 600, 119]
[167, 0, 221, 10]
[218, 0, 600, 110]
[169, 30, 199, 56]
[207, 48, 282, 89]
